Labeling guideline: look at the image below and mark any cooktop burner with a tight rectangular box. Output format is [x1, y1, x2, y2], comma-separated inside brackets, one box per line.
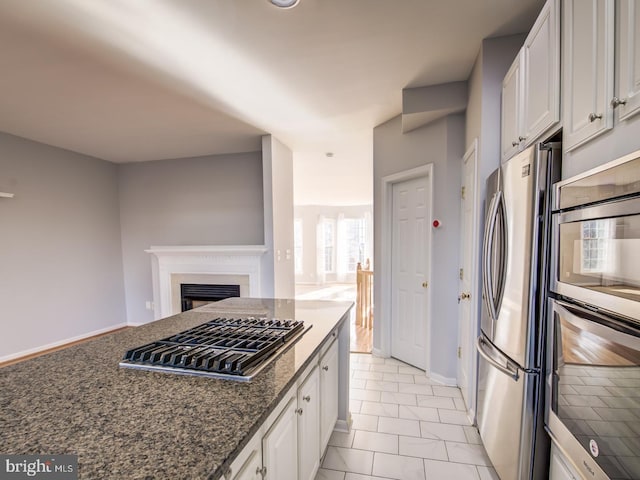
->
[119, 317, 308, 380]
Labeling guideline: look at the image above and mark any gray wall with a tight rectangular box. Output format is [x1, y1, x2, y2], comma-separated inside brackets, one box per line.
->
[373, 113, 464, 381]
[0, 132, 126, 360]
[118, 152, 264, 324]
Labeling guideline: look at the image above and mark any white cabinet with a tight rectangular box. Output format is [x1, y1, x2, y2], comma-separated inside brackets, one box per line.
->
[562, 0, 615, 151]
[522, 0, 561, 144]
[226, 330, 345, 480]
[263, 396, 298, 480]
[297, 367, 320, 480]
[231, 448, 262, 480]
[618, 0, 640, 121]
[319, 339, 339, 454]
[501, 0, 560, 163]
[501, 55, 523, 162]
[563, 0, 640, 152]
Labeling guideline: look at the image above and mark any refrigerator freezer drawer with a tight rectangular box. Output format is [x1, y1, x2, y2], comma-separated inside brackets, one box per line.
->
[477, 336, 540, 480]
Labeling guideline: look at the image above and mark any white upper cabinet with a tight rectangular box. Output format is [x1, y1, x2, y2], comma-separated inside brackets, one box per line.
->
[562, 0, 615, 151]
[501, 0, 560, 163]
[522, 0, 561, 144]
[617, 0, 640, 121]
[501, 55, 523, 163]
[563, 0, 640, 153]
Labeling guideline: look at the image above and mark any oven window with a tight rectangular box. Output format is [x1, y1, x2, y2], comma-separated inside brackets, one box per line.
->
[558, 214, 640, 301]
[552, 307, 640, 479]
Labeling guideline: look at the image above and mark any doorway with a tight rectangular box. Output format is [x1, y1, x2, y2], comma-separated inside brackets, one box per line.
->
[380, 165, 433, 372]
[457, 139, 479, 417]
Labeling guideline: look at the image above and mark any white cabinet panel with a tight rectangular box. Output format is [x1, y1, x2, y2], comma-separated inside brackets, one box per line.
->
[500, 0, 560, 164]
[263, 396, 297, 480]
[522, 0, 560, 145]
[320, 339, 339, 454]
[562, 0, 615, 151]
[501, 54, 523, 163]
[617, 0, 640, 121]
[232, 448, 262, 480]
[297, 367, 320, 480]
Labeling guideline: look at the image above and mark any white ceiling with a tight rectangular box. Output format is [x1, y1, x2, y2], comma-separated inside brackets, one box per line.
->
[0, 0, 543, 166]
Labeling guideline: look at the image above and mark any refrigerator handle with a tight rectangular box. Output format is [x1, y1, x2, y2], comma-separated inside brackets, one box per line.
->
[477, 336, 520, 381]
[482, 191, 501, 323]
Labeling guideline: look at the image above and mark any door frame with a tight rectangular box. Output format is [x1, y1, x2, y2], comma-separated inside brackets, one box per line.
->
[377, 164, 434, 376]
[457, 139, 480, 422]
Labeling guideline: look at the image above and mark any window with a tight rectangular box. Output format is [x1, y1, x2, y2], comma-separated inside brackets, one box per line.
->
[294, 219, 303, 275]
[343, 218, 366, 272]
[322, 220, 335, 273]
[581, 219, 613, 273]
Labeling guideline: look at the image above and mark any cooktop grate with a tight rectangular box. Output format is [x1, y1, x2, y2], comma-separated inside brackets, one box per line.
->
[119, 317, 306, 379]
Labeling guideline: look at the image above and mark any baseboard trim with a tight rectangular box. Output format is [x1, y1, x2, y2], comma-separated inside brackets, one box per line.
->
[0, 323, 129, 365]
[429, 372, 457, 386]
[334, 412, 353, 433]
[371, 347, 388, 358]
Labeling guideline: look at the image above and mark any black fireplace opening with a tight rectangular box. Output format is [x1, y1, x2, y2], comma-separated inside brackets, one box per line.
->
[180, 283, 240, 312]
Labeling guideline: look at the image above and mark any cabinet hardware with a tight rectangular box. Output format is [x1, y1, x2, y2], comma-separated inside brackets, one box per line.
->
[422, 281, 428, 288]
[511, 141, 519, 147]
[460, 292, 471, 300]
[611, 97, 627, 108]
[322, 365, 329, 371]
[256, 466, 267, 478]
[588, 113, 603, 122]
[518, 136, 527, 142]
[303, 395, 311, 402]
[295, 407, 303, 415]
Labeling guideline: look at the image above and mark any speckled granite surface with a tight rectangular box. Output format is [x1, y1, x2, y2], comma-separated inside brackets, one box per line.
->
[0, 298, 352, 480]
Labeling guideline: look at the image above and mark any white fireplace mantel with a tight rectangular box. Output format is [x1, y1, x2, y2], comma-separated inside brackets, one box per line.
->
[146, 245, 268, 320]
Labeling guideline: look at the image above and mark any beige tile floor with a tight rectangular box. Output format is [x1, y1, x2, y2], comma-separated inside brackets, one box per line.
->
[315, 353, 499, 480]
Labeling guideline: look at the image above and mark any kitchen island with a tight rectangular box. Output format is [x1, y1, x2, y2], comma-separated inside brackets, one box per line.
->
[0, 298, 353, 479]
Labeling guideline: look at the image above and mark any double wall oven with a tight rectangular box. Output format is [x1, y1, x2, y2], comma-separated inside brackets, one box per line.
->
[547, 150, 640, 480]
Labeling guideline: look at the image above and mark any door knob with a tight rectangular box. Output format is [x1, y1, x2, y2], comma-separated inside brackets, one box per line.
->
[611, 97, 627, 108]
[422, 282, 428, 288]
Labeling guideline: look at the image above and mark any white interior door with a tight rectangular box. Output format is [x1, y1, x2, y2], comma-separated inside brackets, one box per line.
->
[457, 141, 478, 413]
[391, 175, 430, 370]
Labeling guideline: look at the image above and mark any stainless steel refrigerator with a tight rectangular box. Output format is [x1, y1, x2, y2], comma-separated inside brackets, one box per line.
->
[476, 141, 560, 480]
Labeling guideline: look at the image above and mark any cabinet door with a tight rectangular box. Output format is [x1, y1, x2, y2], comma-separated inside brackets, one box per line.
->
[297, 367, 320, 480]
[562, 0, 615, 151]
[319, 339, 339, 454]
[232, 449, 262, 480]
[617, 0, 640, 121]
[262, 396, 297, 480]
[501, 53, 522, 163]
[521, 0, 560, 146]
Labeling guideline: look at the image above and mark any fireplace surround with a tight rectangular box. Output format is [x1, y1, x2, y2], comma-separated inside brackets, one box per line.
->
[146, 245, 268, 319]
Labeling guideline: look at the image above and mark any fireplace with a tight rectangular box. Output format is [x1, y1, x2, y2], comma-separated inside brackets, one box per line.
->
[146, 245, 268, 320]
[180, 283, 241, 311]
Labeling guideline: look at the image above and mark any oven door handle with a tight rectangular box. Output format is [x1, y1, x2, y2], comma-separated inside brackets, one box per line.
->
[477, 336, 520, 381]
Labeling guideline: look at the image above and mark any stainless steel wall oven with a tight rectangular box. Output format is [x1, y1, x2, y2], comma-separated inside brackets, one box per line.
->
[547, 149, 640, 480]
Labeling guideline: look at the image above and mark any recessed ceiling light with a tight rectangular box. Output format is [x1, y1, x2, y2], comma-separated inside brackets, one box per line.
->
[269, 0, 300, 8]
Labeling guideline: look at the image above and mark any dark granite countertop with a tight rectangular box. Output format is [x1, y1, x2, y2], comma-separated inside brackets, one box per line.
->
[0, 298, 353, 480]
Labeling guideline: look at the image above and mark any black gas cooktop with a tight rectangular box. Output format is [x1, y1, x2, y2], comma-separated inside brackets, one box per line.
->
[119, 317, 307, 381]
